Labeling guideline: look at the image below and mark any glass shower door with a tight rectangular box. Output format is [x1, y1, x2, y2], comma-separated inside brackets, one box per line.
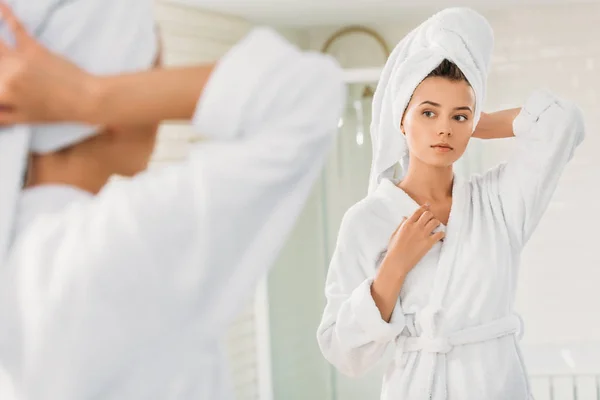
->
[321, 83, 390, 400]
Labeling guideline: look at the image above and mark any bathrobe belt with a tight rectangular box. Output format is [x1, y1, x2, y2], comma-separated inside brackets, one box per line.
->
[395, 311, 523, 398]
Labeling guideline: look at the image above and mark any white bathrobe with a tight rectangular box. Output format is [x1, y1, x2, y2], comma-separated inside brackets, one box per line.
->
[0, 30, 344, 399]
[317, 90, 585, 399]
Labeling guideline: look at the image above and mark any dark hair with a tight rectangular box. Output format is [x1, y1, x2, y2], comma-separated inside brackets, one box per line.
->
[426, 59, 469, 83]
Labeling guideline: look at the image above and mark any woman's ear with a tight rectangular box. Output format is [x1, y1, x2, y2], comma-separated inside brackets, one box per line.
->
[399, 112, 407, 135]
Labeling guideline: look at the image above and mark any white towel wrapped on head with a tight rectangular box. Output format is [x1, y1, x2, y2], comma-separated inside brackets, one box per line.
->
[368, 7, 494, 193]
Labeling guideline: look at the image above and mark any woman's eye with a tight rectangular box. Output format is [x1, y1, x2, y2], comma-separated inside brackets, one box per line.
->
[454, 115, 468, 122]
[423, 111, 435, 118]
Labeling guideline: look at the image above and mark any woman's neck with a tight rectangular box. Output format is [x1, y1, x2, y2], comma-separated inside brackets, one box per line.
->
[398, 158, 454, 202]
[25, 151, 111, 195]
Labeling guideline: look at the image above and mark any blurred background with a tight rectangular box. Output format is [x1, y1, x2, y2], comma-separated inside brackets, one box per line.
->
[152, 0, 600, 399]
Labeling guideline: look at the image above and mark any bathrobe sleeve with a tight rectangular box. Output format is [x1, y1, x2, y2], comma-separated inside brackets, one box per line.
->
[316, 207, 406, 378]
[489, 89, 585, 247]
[3, 28, 344, 397]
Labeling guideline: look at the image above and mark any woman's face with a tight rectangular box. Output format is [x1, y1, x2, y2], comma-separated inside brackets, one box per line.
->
[401, 76, 476, 169]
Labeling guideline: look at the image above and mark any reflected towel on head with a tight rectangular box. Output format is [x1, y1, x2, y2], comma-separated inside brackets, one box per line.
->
[0, 0, 158, 262]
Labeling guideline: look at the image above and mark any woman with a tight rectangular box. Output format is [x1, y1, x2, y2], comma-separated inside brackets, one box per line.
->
[317, 7, 584, 400]
[0, 2, 344, 399]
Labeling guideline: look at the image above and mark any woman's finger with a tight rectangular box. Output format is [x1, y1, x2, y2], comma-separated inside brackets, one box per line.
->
[391, 217, 408, 238]
[429, 231, 445, 244]
[417, 210, 435, 226]
[0, 37, 10, 53]
[425, 218, 441, 234]
[408, 204, 429, 224]
[0, 2, 30, 46]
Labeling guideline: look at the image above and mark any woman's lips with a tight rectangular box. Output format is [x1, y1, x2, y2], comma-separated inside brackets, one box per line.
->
[431, 143, 453, 152]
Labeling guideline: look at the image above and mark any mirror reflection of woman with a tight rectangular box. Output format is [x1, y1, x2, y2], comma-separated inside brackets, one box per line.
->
[317, 8, 585, 400]
[0, 2, 344, 399]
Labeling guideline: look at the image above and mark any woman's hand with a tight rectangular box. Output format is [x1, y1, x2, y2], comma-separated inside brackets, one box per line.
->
[472, 109, 521, 139]
[370, 204, 444, 322]
[0, 3, 214, 127]
[0, 3, 94, 124]
[384, 204, 445, 277]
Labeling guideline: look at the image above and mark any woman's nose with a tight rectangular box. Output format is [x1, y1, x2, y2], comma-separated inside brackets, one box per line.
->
[437, 127, 452, 137]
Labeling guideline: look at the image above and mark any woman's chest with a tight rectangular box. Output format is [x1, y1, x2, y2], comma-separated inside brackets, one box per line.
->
[362, 202, 515, 308]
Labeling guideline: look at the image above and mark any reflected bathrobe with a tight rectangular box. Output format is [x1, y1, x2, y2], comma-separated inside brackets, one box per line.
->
[0, 30, 344, 399]
[317, 90, 585, 400]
